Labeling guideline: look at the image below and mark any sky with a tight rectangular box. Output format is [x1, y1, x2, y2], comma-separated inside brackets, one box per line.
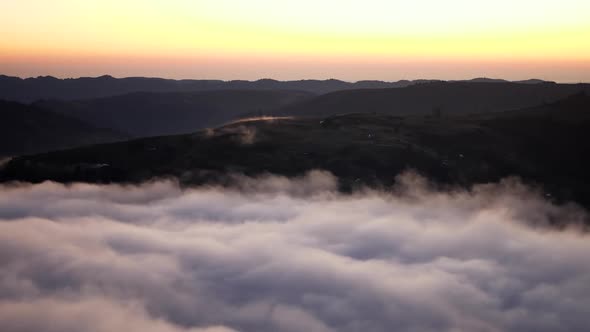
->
[0, 0, 589, 81]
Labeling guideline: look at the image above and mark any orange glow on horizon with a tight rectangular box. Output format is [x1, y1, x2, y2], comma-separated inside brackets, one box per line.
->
[1, 0, 589, 81]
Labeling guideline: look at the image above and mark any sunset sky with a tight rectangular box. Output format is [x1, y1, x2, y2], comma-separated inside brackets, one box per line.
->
[1, 0, 589, 81]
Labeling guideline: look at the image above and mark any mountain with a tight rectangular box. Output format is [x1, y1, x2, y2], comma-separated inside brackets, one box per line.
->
[3, 93, 589, 208]
[35, 90, 313, 137]
[0, 100, 126, 157]
[515, 79, 552, 85]
[452, 78, 552, 84]
[0, 74, 552, 102]
[276, 81, 590, 117]
[23, 81, 582, 140]
[460, 77, 510, 83]
[0, 75, 428, 102]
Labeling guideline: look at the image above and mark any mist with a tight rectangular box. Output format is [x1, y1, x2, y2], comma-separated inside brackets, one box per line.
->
[1, 171, 589, 332]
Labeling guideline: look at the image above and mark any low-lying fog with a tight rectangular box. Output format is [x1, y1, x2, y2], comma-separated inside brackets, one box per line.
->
[1, 171, 589, 332]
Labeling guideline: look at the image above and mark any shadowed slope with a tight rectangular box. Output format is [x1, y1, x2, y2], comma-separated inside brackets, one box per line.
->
[0, 100, 126, 157]
[36, 90, 313, 137]
[277, 82, 590, 117]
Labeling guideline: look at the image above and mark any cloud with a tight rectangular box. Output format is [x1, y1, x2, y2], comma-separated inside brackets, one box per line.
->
[0, 171, 589, 332]
[0, 298, 235, 332]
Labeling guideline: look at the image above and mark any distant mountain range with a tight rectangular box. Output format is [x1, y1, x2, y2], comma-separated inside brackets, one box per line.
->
[0, 74, 556, 102]
[0, 100, 126, 157]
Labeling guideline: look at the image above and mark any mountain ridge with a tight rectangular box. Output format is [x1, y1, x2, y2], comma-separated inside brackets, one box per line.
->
[0, 74, 556, 102]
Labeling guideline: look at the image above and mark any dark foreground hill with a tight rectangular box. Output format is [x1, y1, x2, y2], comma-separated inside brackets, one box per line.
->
[0, 100, 126, 157]
[0, 74, 554, 103]
[36, 90, 313, 137]
[2, 93, 589, 208]
[277, 81, 590, 117]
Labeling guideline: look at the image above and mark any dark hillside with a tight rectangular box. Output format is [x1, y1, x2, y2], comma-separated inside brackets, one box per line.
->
[277, 82, 590, 117]
[0, 100, 126, 157]
[36, 90, 313, 137]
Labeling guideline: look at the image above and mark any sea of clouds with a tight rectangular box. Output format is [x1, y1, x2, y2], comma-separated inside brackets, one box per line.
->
[0, 171, 589, 332]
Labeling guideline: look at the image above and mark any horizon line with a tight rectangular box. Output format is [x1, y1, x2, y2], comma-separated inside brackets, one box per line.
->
[3, 74, 587, 84]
